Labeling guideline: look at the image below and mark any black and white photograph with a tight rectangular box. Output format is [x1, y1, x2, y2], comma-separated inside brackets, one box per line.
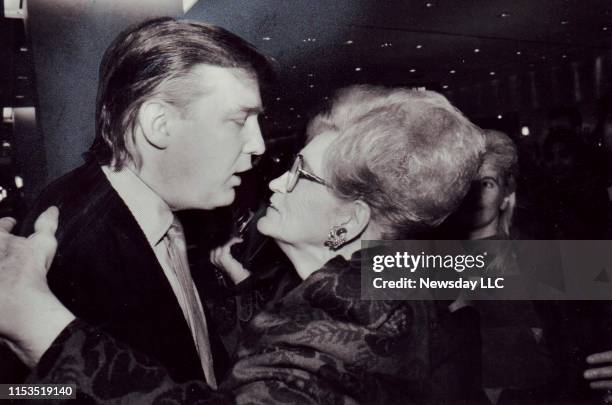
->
[0, 0, 611, 403]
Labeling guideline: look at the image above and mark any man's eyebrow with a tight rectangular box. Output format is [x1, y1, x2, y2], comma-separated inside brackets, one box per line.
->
[228, 105, 265, 115]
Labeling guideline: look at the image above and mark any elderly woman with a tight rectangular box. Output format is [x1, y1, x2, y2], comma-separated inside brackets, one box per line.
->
[0, 85, 484, 404]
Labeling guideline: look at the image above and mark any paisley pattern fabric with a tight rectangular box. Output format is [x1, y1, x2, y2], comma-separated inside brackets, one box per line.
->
[28, 252, 454, 404]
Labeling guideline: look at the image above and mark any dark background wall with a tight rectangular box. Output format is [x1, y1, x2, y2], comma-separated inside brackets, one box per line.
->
[26, 0, 182, 191]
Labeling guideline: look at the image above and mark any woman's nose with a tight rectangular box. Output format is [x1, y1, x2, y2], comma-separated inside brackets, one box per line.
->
[269, 171, 288, 193]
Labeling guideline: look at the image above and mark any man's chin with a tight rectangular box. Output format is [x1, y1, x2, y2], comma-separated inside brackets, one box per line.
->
[200, 189, 236, 210]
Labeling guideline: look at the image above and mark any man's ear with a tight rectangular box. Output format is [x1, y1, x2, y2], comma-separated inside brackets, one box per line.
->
[137, 100, 172, 149]
[343, 200, 372, 240]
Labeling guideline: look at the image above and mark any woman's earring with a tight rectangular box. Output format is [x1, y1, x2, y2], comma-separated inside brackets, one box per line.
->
[324, 225, 348, 250]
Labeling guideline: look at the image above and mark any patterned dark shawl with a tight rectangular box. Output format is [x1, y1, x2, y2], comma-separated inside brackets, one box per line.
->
[27, 251, 468, 404]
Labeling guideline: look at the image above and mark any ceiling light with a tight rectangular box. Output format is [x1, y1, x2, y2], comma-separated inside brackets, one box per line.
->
[450, 70, 456, 74]
[474, 48, 480, 53]
[262, 36, 271, 41]
[355, 67, 362, 72]
[521, 126, 530, 136]
[2, 141, 10, 148]
[19, 47, 27, 52]
[497, 114, 503, 119]
[2, 107, 13, 123]
[425, 2, 434, 8]
[409, 68, 416, 73]
[490, 71, 496, 76]
[516, 51, 522, 55]
[14, 176, 23, 189]
[442, 85, 449, 89]
[309, 84, 314, 88]
[416, 44, 423, 49]
[345, 40, 354, 45]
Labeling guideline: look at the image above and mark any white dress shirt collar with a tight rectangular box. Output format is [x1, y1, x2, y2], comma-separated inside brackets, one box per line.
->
[101, 165, 173, 246]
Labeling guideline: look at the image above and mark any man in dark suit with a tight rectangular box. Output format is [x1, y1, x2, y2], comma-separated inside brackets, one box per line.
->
[13, 17, 272, 385]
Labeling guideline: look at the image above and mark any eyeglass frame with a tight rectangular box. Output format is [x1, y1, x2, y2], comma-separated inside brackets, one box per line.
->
[285, 154, 330, 192]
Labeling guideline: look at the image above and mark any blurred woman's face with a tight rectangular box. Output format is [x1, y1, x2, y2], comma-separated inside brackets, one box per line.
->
[467, 163, 508, 231]
[257, 131, 347, 247]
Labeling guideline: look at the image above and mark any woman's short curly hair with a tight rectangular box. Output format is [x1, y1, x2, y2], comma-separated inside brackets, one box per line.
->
[307, 85, 485, 239]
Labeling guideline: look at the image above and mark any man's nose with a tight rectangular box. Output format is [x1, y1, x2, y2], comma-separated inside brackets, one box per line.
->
[243, 120, 265, 156]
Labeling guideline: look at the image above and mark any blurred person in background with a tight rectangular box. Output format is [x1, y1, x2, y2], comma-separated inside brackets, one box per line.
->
[442, 129, 556, 404]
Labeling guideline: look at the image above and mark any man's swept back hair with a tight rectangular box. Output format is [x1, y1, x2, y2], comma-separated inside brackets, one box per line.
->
[88, 17, 274, 169]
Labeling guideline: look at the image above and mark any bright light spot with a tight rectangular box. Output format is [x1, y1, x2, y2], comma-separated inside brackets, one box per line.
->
[497, 114, 503, 119]
[416, 44, 423, 49]
[275, 97, 281, 101]
[450, 70, 456, 74]
[562, 54, 568, 58]
[355, 67, 362, 72]
[442, 85, 449, 89]
[561, 20, 569, 25]
[410, 68, 416, 73]
[2, 107, 13, 123]
[262, 36, 271, 41]
[19, 47, 27, 52]
[309, 84, 314, 88]
[516, 51, 522, 55]
[182, 0, 198, 13]
[499, 12, 510, 18]
[490, 71, 496, 76]
[345, 40, 354, 45]
[425, 2, 434, 8]
[14, 176, 23, 189]
[604, 27, 609, 31]
[2, 141, 10, 148]
[474, 48, 480, 53]
[521, 126, 531, 136]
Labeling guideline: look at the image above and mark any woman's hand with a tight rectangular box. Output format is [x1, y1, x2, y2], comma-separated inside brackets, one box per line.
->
[0, 207, 75, 367]
[585, 350, 612, 403]
[210, 237, 252, 284]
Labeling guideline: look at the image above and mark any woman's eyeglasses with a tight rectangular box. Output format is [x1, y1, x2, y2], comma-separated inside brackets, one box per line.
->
[285, 154, 330, 192]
